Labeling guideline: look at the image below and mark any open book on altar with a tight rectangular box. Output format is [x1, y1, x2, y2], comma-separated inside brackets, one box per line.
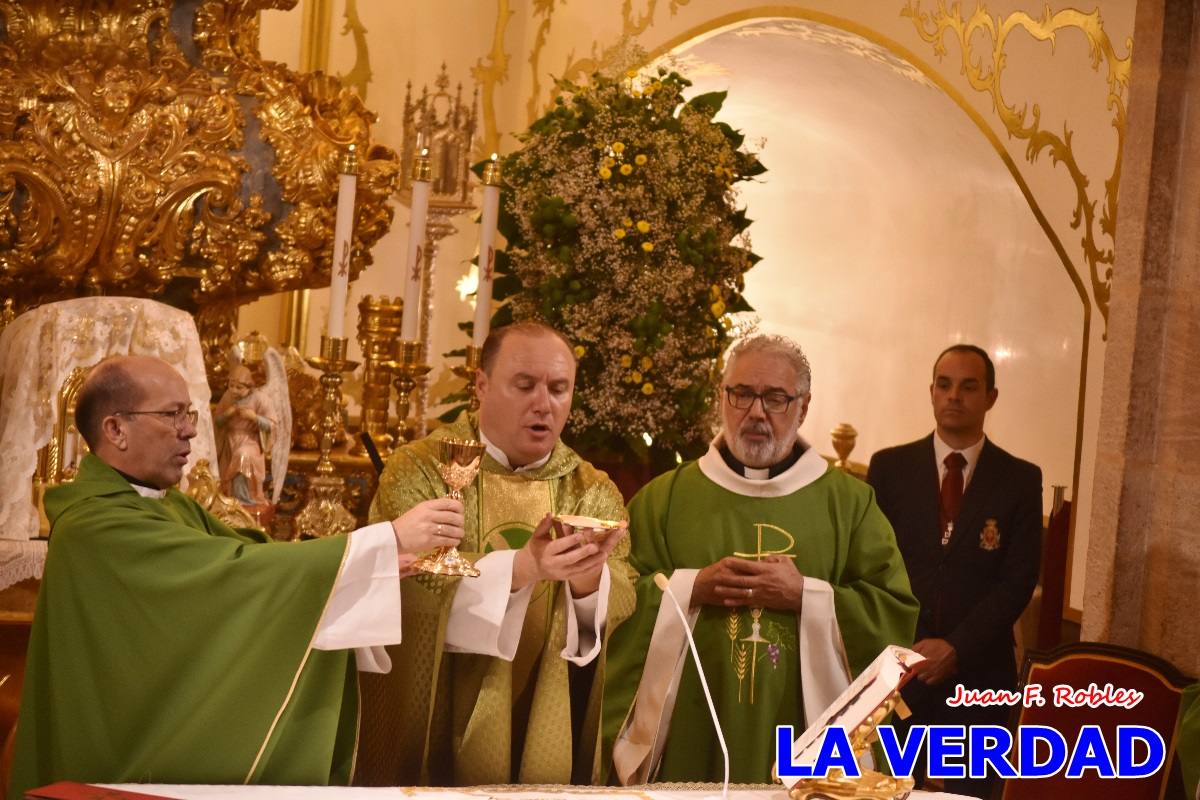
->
[777, 644, 926, 791]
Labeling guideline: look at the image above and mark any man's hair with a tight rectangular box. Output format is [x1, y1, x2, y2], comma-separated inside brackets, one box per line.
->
[723, 334, 812, 396]
[933, 344, 995, 391]
[479, 321, 575, 375]
[75, 358, 145, 450]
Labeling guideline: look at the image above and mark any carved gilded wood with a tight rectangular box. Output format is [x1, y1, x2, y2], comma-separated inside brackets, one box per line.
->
[0, 0, 400, 382]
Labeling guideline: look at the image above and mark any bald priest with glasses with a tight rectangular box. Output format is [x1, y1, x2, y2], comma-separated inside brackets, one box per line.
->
[602, 334, 918, 784]
[9, 356, 483, 797]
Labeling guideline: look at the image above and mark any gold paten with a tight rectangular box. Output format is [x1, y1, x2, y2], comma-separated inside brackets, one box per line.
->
[0, 0, 400, 381]
[410, 438, 485, 578]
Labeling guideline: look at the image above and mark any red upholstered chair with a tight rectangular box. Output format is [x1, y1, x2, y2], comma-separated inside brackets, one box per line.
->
[996, 642, 1194, 800]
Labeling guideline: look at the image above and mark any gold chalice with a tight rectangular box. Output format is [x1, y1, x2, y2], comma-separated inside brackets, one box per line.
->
[554, 514, 626, 546]
[411, 438, 485, 578]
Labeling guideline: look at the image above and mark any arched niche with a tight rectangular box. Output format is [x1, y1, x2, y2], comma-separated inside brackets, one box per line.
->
[657, 17, 1089, 528]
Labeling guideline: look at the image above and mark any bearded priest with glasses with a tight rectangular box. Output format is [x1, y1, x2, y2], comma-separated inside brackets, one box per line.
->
[602, 334, 918, 784]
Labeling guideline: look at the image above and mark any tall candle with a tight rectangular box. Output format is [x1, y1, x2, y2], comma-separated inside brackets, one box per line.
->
[327, 145, 358, 340]
[400, 144, 432, 342]
[472, 153, 502, 348]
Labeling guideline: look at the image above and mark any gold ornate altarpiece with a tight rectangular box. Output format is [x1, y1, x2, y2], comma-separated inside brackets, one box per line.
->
[0, 0, 400, 388]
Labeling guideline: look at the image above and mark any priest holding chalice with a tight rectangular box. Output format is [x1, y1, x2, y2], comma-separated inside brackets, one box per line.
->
[356, 321, 635, 787]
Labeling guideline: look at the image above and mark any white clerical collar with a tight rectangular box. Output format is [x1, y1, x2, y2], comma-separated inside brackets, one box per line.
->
[478, 428, 552, 473]
[130, 482, 168, 500]
[933, 431, 986, 488]
[698, 434, 828, 497]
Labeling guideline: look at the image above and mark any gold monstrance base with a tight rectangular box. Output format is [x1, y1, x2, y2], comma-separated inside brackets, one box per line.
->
[410, 437, 485, 577]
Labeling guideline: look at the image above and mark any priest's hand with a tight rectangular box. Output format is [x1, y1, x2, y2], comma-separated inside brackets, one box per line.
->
[909, 638, 958, 685]
[391, 497, 465, 554]
[512, 514, 623, 595]
[692, 555, 804, 611]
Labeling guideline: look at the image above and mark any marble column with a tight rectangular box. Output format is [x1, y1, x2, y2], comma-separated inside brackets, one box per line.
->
[1083, 0, 1200, 676]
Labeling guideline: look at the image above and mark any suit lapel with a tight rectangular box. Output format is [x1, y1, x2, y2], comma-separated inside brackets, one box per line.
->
[916, 435, 942, 545]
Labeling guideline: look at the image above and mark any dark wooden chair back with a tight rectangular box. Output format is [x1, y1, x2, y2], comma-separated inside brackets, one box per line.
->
[997, 641, 1194, 800]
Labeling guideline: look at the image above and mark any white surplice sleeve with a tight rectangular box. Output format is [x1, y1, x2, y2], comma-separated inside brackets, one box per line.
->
[443, 549, 533, 660]
[562, 563, 609, 665]
[312, 522, 405, 673]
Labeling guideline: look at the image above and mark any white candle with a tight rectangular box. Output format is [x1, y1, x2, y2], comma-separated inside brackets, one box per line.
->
[401, 146, 432, 342]
[473, 154, 502, 348]
[327, 146, 358, 340]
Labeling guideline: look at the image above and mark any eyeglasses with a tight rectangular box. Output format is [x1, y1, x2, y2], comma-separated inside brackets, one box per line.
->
[117, 408, 199, 431]
[723, 386, 797, 414]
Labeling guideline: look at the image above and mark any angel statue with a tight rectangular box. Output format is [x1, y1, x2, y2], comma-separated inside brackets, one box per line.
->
[226, 333, 293, 506]
[214, 365, 276, 513]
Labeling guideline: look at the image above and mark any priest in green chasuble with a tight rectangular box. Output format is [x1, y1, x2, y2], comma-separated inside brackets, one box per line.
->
[357, 322, 636, 786]
[9, 356, 472, 798]
[603, 334, 918, 784]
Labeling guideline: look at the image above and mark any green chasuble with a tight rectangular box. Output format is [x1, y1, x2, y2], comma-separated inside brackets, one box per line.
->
[9, 455, 358, 800]
[602, 439, 918, 784]
[356, 413, 636, 786]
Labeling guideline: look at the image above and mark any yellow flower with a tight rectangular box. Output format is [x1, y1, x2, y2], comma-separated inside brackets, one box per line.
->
[711, 299, 726, 317]
[602, 156, 616, 168]
[619, 163, 633, 176]
[620, 355, 633, 368]
[622, 216, 633, 227]
[613, 228, 626, 239]
[641, 382, 655, 396]
[631, 371, 643, 383]
[612, 142, 625, 154]
[632, 89, 643, 98]
[642, 242, 655, 253]
[599, 167, 612, 180]
[625, 69, 638, 79]
[636, 220, 650, 233]
[573, 345, 586, 358]
[640, 356, 653, 371]
[710, 284, 722, 300]
[635, 154, 647, 166]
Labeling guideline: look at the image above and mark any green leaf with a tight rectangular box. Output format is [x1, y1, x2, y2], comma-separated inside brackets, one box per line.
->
[686, 90, 727, 117]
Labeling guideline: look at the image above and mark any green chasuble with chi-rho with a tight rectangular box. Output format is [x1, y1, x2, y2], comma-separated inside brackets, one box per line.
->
[603, 458, 917, 783]
[9, 455, 356, 799]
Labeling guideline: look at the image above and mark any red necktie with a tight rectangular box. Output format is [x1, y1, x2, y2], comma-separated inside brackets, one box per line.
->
[940, 451, 966, 545]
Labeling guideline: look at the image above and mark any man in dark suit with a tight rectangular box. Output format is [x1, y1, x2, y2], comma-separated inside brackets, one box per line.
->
[867, 344, 1042, 798]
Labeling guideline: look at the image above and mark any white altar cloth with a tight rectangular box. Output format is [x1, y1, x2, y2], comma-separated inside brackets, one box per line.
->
[106, 785, 973, 800]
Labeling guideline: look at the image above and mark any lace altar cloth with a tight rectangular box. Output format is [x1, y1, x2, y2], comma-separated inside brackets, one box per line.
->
[0, 297, 218, 590]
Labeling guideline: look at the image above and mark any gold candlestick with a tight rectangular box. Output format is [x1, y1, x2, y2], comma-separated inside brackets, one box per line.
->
[389, 339, 431, 444]
[352, 295, 403, 457]
[294, 336, 360, 539]
[450, 345, 484, 411]
[410, 438, 484, 577]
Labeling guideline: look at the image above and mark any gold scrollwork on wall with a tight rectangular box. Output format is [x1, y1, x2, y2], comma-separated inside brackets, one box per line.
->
[473, 0, 513, 157]
[338, 0, 372, 101]
[902, 1, 1129, 332]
